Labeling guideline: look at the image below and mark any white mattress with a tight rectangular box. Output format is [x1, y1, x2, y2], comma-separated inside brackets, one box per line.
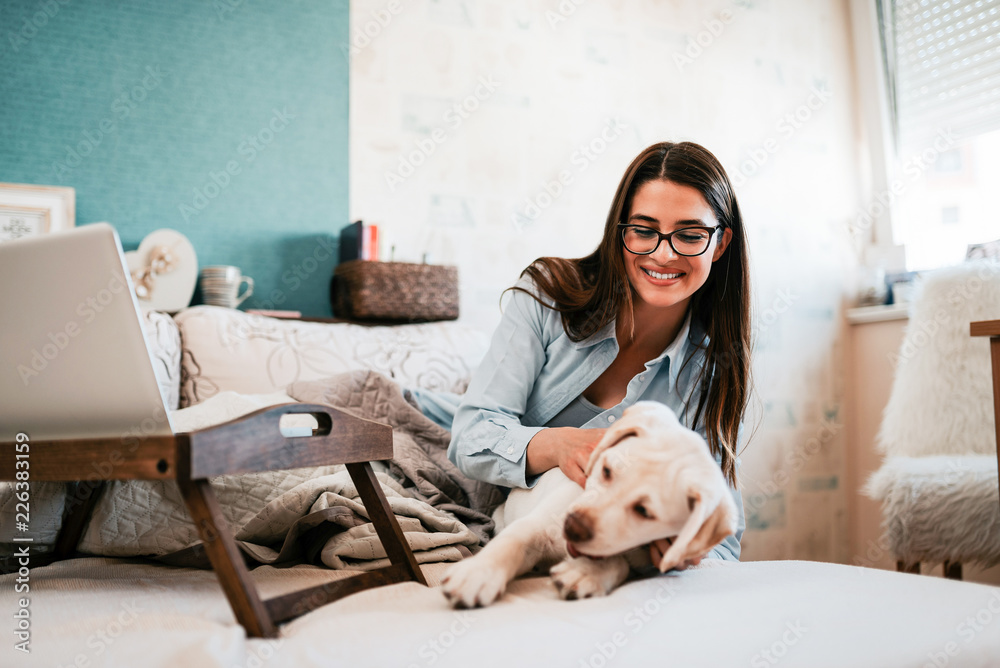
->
[3, 557, 999, 667]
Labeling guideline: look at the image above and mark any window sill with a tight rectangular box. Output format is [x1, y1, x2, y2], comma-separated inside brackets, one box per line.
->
[846, 303, 911, 325]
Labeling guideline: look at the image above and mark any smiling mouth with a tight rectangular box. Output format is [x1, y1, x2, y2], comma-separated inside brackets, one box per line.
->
[642, 268, 684, 280]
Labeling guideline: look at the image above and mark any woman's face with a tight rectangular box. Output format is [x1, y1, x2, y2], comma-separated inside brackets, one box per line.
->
[621, 179, 732, 314]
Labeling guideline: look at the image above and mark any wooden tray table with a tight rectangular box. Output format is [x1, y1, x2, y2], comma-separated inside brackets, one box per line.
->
[0, 403, 427, 638]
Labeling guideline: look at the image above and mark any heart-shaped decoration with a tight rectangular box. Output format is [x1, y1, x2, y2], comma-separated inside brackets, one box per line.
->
[124, 229, 198, 313]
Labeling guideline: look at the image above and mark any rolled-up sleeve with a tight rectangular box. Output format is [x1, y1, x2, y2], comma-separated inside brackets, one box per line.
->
[448, 282, 550, 489]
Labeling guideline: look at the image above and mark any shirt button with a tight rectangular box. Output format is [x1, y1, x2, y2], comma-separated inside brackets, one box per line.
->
[506, 446, 514, 454]
[608, 415, 616, 423]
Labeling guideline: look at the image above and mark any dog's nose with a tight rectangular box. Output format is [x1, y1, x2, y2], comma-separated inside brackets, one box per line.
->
[564, 511, 593, 543]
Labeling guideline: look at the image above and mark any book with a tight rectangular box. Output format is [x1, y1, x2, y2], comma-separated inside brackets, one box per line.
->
[363, 224, 380, 261]
[339, 220, 363, 263]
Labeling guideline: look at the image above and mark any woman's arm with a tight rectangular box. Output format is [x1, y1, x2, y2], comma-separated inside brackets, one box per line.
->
[448, 281, 557, 488]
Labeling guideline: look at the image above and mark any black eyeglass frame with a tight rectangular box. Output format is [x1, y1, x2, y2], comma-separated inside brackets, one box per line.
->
[617, 223, 722, 257]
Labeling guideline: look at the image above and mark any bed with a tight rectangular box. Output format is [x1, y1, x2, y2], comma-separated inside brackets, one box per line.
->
[2, 307, 998, 667]
[5, 556, 1000, 667]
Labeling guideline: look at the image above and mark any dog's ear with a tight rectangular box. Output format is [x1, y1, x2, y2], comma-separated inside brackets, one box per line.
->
[583, 421, 639, 478]
[657, 479, 737, 572]
[583, 403, 667, 478]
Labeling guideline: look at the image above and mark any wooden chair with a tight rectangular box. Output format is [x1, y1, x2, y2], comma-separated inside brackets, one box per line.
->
[0, 403, 427, 638]
[972, 318, 1000, 509]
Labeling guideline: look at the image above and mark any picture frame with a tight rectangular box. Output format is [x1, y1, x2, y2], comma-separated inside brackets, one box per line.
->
[0, 182, 76, 242]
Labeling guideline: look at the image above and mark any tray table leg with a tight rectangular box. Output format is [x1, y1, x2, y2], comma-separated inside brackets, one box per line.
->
[346, 462, 427, 585]
[178, 478, 277, 638]
[53, 480, 105, 560]
[990, 337, 1000, 509]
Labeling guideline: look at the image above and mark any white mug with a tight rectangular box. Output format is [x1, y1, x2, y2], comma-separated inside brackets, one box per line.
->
[200, 265, 254, 309]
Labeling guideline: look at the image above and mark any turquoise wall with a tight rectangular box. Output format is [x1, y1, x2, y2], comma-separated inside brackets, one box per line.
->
[0, 0, 348, 316]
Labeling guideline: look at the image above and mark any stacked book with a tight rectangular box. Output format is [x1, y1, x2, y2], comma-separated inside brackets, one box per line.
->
[339, 220, 380, 262]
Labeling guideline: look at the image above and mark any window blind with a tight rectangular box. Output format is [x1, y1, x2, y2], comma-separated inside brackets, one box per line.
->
[887, 0, 1000, 153]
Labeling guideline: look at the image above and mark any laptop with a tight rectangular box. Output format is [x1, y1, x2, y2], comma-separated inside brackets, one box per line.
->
[0, 223, 175, 442]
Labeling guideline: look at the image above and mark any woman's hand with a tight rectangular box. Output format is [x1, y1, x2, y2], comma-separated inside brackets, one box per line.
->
[649, 537, 703, 571]
[526, 427, 607, 487]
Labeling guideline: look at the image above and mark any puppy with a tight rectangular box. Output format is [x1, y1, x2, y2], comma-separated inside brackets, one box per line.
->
[441, 401, 737, 608]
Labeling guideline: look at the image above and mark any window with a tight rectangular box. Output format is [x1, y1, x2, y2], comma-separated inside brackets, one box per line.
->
[878, 0, 1000, 270]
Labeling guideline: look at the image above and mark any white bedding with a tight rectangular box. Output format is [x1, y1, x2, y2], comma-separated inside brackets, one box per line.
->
[3, 557, 999, 667]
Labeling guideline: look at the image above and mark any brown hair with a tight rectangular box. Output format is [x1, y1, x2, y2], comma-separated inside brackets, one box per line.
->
[509, 141, 751, 486]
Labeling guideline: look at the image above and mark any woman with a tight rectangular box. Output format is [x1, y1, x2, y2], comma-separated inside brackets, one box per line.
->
[414, 141, 750, 564]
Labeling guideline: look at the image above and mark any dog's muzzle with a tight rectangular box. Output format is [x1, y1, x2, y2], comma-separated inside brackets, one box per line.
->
[564, 510, 593, 543]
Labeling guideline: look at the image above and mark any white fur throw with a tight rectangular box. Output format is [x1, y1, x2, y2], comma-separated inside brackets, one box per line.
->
[864, 456, 1000, 567]
[877, 261, 1000, 457]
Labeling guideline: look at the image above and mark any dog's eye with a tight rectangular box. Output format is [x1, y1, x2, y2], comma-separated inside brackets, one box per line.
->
[633, 503, 653, 519]
[602, 466, 612, 481]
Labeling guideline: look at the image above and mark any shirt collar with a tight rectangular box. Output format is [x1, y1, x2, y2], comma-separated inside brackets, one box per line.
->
[571, 308, 696, 363]
[646, 309, 693, 368]
[572, 319, 617, 348]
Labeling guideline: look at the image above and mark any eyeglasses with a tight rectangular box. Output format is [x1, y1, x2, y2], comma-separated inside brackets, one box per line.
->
[618, 223, 721, 257]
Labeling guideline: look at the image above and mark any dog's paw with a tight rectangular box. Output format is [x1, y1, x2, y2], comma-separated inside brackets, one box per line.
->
[550, 557, 624, 600]
[440, 557, 510, 609]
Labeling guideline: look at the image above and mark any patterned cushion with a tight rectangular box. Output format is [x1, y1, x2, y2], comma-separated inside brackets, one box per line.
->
[173, 306, 489, 407]
[141, 310, 182, 410]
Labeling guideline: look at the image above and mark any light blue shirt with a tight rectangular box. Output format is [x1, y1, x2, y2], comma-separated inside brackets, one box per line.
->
[410, 279, 745, 562]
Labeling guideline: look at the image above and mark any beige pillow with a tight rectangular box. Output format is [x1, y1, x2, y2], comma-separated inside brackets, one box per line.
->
[174, 306, 488, 407]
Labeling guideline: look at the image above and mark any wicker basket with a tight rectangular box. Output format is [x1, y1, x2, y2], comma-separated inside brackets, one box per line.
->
[331, 260, 459, 322]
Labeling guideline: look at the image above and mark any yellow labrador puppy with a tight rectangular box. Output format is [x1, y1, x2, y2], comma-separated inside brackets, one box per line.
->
[441, 401, 737, 608]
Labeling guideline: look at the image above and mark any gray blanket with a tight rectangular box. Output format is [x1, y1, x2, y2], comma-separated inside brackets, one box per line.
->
[61, 372, 504, 570]
[287, 370, 505, 545]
